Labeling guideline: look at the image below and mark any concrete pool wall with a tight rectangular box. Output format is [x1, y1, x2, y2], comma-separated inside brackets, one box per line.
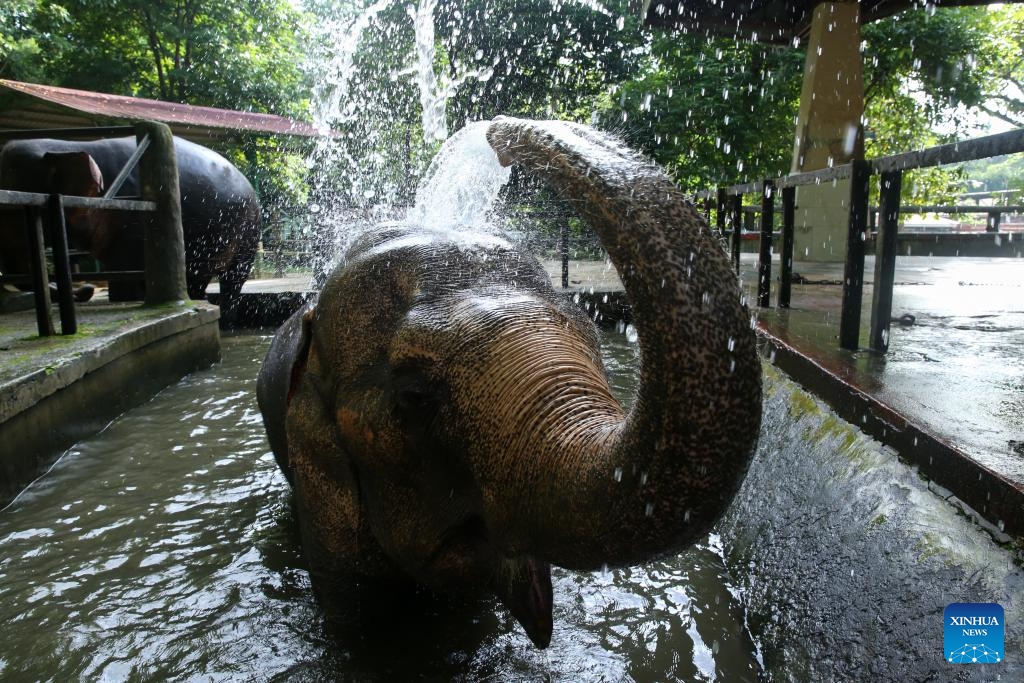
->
[0, 302, 220, 506]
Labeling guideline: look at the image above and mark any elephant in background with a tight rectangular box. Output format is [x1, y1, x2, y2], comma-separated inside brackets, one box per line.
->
[257, 118, 762, 648]
[0, 135, 260, 302]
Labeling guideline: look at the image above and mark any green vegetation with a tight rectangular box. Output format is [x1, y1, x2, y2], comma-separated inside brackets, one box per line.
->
[1, 1, 1020, 208]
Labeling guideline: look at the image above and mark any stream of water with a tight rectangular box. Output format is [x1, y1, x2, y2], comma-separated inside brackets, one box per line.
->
[0, 333, 763, 682]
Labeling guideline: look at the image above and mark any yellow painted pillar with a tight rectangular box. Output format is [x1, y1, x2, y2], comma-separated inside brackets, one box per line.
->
[791, 1, 865, 262]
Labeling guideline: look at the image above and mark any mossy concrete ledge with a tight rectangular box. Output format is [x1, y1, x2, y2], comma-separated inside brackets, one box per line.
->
[0, 302, 220, 506]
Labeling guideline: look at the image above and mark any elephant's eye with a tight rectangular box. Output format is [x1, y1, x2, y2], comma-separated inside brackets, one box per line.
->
[396, 387, 432, 410]
[390, 362, 443, 424]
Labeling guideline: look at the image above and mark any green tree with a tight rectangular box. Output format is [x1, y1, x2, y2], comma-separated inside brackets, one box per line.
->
[599, 33, 804, 190]
[5, 1, 315, 213]
[435, 0, 642, 126]
[973, 5, 1024, 129]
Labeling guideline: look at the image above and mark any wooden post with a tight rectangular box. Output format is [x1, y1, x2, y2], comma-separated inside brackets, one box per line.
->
[839, 159, 871, 351]
[26, 207, 54, 336]
[135, 121, 188, 304]
[779, 185, 796, 308]
[758, 180, 774, 308]
[48, 193, 77, 334]
[870, 170, 903, 352]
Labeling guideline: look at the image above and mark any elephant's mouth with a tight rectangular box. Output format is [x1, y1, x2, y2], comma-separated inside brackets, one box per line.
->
[419, 516, 554, 648]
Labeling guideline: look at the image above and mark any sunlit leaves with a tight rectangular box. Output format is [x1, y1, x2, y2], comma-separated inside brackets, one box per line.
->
[601, 33, 803, 190]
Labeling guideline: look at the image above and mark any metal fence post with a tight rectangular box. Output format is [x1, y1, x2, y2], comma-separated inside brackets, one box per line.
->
[716, 187, 726, 238]
[26, 207, 54, 336]
[840, 159, 871, 350]
[778, 185, 796, 308]
[135, 121, 188, 304]
[560, 221, 569, 289]
[730, 193, 742, 274]
[870, 170, 903, 352]
[758, 180, 774, 308]
[47, 193, 77, 334]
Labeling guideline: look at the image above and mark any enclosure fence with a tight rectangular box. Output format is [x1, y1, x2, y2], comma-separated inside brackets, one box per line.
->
[0, 122, 186, 336]
[693, 127, 1024, 354]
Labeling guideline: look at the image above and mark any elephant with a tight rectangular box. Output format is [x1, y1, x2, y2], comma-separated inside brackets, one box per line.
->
[0, 135, 260, 302]
[256, 117, 763, 649]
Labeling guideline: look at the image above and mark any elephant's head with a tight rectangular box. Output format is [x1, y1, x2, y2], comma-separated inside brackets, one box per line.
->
[260, 118, 761, 649]
[42, 151, 117, 260]
[0, 148, 107, 276]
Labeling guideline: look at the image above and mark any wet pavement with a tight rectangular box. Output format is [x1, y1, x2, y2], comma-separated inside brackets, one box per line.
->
[737, 254, 1024, 534]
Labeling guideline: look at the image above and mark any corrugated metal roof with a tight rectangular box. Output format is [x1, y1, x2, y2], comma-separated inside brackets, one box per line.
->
[0, 79, 332, 139]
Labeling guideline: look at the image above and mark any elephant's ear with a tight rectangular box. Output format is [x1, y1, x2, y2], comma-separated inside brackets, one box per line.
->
[287, 307, 316, 407]
[43, 151, 105, 196]
[258, 304, 317, 481]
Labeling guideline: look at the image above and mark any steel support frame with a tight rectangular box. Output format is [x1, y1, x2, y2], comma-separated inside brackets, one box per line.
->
[839, 159, 871, 351]
[869, 170, 903, 352]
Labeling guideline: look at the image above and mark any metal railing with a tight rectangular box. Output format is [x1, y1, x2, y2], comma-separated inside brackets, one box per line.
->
[694, 127, 1024, 353]
[0, 122, 186, 336]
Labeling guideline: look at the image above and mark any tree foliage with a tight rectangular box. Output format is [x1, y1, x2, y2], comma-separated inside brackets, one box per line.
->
[1, 0, 313, 213]
[3, 1, 1021, 212]
[434, 0, 641, 126]
[599, 32, 804, 190]
[973, 5, 1024, 129]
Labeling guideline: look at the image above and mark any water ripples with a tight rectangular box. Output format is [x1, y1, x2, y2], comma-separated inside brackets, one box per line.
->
[0, 333, 761, 682]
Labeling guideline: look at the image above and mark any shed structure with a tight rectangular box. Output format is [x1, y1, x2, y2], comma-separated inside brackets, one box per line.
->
[0, 79, 327, 142]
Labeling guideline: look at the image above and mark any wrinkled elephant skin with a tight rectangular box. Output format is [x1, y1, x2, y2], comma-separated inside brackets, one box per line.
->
[0, 136, 260, 301]
[257, 119, 762, 648]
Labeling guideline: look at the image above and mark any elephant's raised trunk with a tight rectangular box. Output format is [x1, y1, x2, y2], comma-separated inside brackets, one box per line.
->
[486, 118, 762, 570]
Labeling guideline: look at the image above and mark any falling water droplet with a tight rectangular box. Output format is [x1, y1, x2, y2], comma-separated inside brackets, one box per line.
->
[727, 336, 736, 352]
[645, 502, 654, 517]
[614, 467, 623, 482]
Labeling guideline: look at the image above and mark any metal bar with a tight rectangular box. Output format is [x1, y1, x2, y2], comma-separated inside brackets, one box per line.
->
[776, 163, 854, 188]
[716, 187, 726, 237]
[870, 171, 903, 353]
[0, 190, 47, 208]
[56, 196, 155, 212]
[103, 134, 150, 199]
[47, 194, 77, 334]
[25, 207, 54, 336]
[730, 193, 742, 274]
[897, 204, 1024, 214]
[839, 160, 872, 351]
[871, 128, 1024, 174]
[0, 189, 155, 212]
[779, 185, 796, 308]
[731, 180, 763, 196]
[0, 126, 135, 141]
[990, 211, 1001, 233]
[0, 270, 145, 285]
[560, 222, 569, 289]
[758, 180, 775, 308]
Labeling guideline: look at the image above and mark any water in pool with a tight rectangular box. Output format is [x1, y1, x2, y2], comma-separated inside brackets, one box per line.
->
[0, 333, 762, 681]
